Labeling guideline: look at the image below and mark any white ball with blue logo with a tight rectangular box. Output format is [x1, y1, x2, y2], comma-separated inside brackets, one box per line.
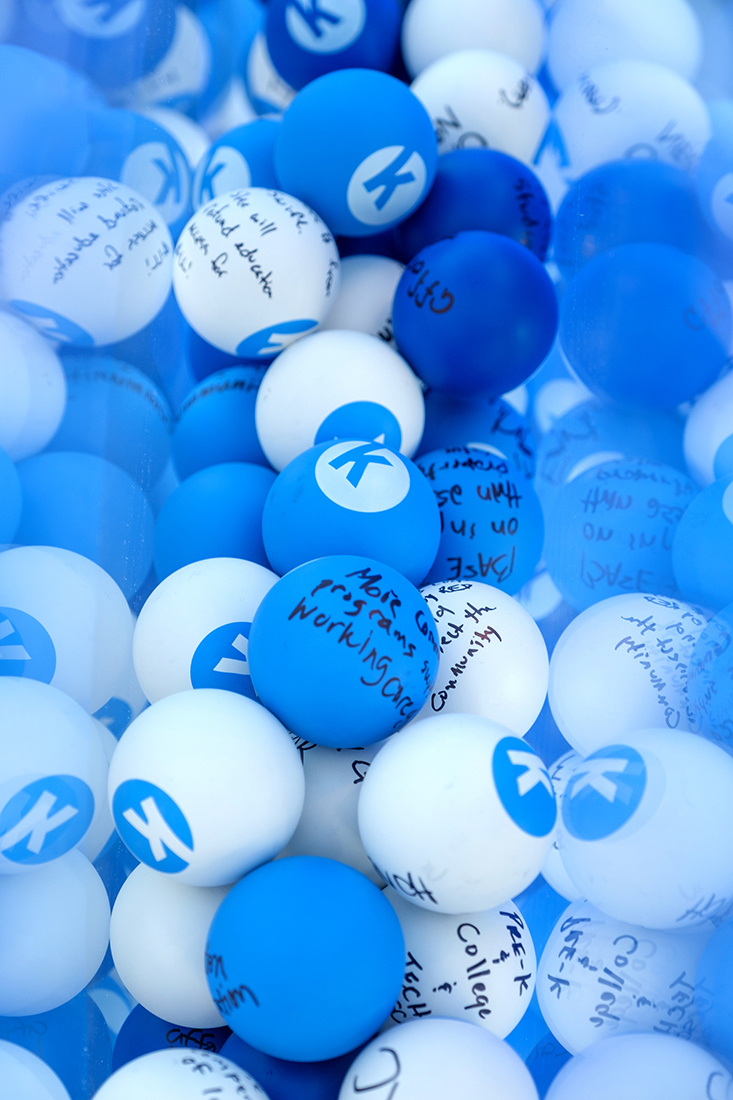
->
[557, 728, 733, 929]
[400, 0, 547, 79]
[0, 1040, 72, 1100]
[546, 0, 702, 93]
[0, 849, 110, 1015]
[321, 254, 403, 346]
[110, 865, 230, 1028]
[262, 439, 440, 584]
[552, 61, 710, 180]
[418, 581, 549, 735]
[108, 688, 304, 886]
[0, 679, 109, 875]
[172, 186, 339, 359]
[684, 371, 733, 488]
[384, 888, 536, 1038]
[93, 1048, 269, 1099]
[410, 50, 550, 165]
[548, 593, 708, 755]
[0, 177, 174, 347]
[254, 329, 425, 472]
[0, 545, 134, 715]
[338, 1017, 539, 1100]
[192, 119, 279, 210]
[132, 557, 278, 703]
[0, 312, 66, 463]
[358, 713, 557, 914]
[537, 899, 713, 1055]
[273, 68, 437, 238]
[542, 751, 583, 902]
[543, 1032, 732, 1100]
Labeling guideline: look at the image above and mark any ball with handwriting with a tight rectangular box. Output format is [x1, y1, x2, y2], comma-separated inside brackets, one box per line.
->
[92, 1048, 269, 1099]
[0, 177, 173, 347]
[172, 187, 340, 360]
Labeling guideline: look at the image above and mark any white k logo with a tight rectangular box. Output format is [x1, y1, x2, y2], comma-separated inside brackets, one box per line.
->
[507, 750, 554, 796]
[122, 796, 193, 863]
[0, 791, 77, 854]
[569, 758, 631, 802]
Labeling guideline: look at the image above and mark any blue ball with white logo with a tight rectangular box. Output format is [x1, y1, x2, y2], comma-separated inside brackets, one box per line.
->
[82, 109, 192, 241]
[248, 553, 440, 747]
[392, 231, 558, 398]
[153, 462, 276, 580]
[417, 392, 537, 481]
[274, 68, 438, 237]
[395, 148, 552, 264]
[192, 120, 279, 211]
[265, 0, 401, 92]
[111, 1004, 231, 1072]
[687, 603, 733, 755]
[673, 472, 733, 612]
[205, 855, 404, 1060]
[172, 367, 269, 480]
[262, 439, 440, 584]
[416, 447, 544, 595]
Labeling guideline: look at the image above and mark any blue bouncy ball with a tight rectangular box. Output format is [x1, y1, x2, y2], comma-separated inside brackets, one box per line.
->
[696, 101, 733, 244]
[153, 462, 276, 579]
[394, 148, 552, 264]
[81, 108, 192, 241]
[0, 446, 21, 545]
[274, 68, 438, 237]
[186, 325, 242, 385]
[696, 918, 733, 1063]
[534, 398, 686, 509]
[248, 553, 439, 747]
[544, 457, 698, 612]
[10, 0, 176, 89]
[392, 231, 558, 398]
[0, 994, 112, 1100]
[192, 119, 279, 209]
[190, 0, 263, 119]
[0, 45, 95, 196]
[553, 160, 707, 280]
[415, 446, 544, 594]
[261, 439, 440, 584]
[559, 243, 732, 408]
[172, 366, 269, 480]
[48, 356, 172, 493]
[222, 1034, 362, 1100]
[336, 227, 402, 260]
[111, 1005, 231, 1073]
[15, 452, 154, 599]
[265, 0, 401, 91]
[686, 603, 733, 753]
[672, 472, 733, 611]
[106, 292, 193, 411]
[206, 855, 404, 1061]
[417, 392, 537, 481]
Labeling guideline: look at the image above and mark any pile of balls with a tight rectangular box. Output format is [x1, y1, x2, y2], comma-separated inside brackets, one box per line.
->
[4, 0, 733, 1096]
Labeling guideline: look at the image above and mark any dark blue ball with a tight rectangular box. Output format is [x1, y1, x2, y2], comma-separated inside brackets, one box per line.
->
[417, 391, 537, 480]
[112, 1004, 231, 1073]
[396, 148, 552, 264]
[221, 1032, 362, 1100]
[172, 366, 269, 480]
[392, 231, 558, 398]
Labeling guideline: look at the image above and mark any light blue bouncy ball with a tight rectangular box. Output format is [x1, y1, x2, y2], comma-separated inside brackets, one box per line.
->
[10, 0, 176, 89]
[417, 392, 537, 481]
[192, 120, 279, 210]
[265, 0, 401, 91]
[553, 160, 707, 280]
[534, 398, 686, 508]
[49, 356, 172, 493]
[81, 109, 192, 241]
[673, 472, 733, 611]
[415, 446, 544, 594]
[153, 462, 276, 580]
[205, 856, 404, 1061]
[395, 148, 552, 264]
[696, 101, 733, 245]
[16, 451, 154, 599]
[559, 243, 732, 408]
[544, 457, 698, 612]
[0, 446, 21, 545]
[686, 603, 733, 753]
[111, 1005, 231, 1073]
[392, 231, 558, 398]
[261, 439, 440, 584]
[0, 993, 112, 1100]
[221, 1033, 363, 1100]
[171, 366, 269, 480]
[274, 68, 438, 237]
[247, 553, 440, 747]
[695, 918, 733, 1063]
